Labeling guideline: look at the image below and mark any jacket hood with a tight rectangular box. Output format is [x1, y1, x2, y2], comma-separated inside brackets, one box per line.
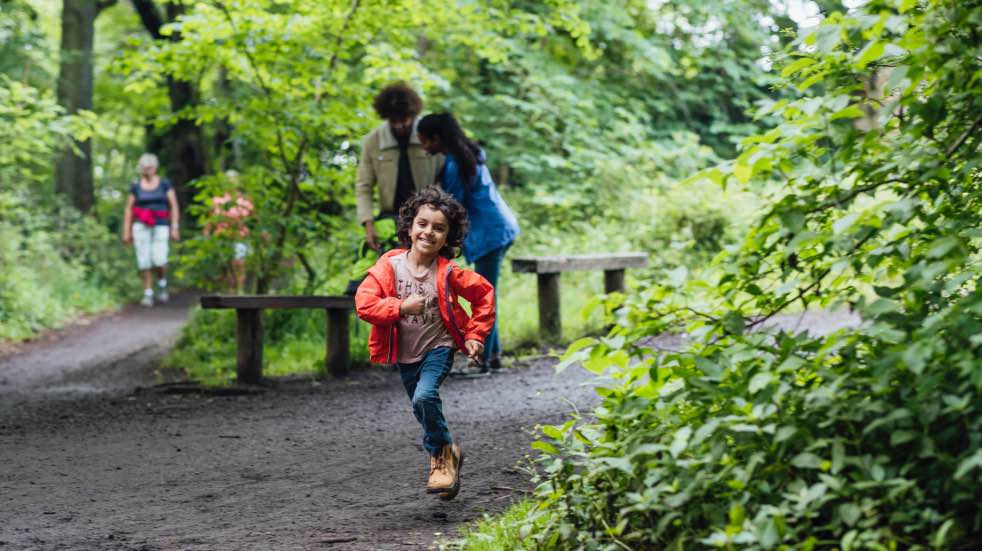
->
[366, 249, 460, 281]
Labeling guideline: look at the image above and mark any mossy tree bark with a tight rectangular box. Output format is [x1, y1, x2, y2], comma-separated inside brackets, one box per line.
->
[55, 0, 116, 212]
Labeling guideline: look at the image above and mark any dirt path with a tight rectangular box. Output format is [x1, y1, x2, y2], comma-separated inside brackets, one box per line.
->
[0, 292, 195, 405]
[0, 360, 595, 550]
[0, 300, 858, 550]
[0, 295, 598, 550]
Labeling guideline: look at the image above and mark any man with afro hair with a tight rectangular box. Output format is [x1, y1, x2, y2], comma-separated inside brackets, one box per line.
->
[355, 82, 444, 251]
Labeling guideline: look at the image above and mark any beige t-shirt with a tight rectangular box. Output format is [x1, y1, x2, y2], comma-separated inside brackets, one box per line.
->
[390, 252, 456, 364]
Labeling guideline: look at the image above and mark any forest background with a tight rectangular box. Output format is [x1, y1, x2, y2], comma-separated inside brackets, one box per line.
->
[1, 0, 786, 374]
[1, 0, 979, 548]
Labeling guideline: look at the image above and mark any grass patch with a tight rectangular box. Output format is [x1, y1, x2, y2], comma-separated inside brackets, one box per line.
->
[163, 307, 370, 385]
[443, 499, 542, 551]
[495, 263, 609, 351]
[0, 215, 137, 342]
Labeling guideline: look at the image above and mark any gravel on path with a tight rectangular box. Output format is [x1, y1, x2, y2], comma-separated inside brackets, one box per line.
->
[0, 359, 597, 550]
[0, 299, 858, 550]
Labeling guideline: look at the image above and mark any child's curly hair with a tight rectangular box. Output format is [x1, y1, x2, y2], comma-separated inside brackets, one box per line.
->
[396, 188, 469, 259]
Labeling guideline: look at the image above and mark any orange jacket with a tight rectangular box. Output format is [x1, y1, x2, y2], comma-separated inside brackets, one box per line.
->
[355, 249, 496, 364]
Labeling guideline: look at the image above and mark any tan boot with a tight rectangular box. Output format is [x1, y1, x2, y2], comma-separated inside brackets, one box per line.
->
[426, 446, 456, 493]
[439, 443, 464, 500]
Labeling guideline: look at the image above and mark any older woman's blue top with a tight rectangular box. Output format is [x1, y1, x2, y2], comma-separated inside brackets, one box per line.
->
[440, 151, 520, 264]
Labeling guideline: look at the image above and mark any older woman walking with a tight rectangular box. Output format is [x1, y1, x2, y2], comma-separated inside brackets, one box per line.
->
[122, 153, 180, 306]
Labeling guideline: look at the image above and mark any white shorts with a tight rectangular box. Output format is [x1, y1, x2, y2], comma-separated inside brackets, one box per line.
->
[132, 222, 170, 270]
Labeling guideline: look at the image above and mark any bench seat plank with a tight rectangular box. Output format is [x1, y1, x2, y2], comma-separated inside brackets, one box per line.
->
[201, 295, 354, 310]
[510, 253, 648, 342]
[511, 253, 648, 274]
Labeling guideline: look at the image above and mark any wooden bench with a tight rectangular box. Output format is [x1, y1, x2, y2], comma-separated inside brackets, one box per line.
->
[200, 295, 355, 384]
[511, 253, 649, 342]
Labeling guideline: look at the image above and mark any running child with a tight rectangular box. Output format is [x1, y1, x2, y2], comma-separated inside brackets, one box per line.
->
[355, 187, 495, 499]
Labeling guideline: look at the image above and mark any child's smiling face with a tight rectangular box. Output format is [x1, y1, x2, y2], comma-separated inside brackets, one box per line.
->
[410, 204, 449, 259]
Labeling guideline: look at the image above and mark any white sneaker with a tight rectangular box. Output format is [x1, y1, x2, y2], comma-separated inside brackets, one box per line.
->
[157, 289, 170, 303]
[140, 294, 154, 307]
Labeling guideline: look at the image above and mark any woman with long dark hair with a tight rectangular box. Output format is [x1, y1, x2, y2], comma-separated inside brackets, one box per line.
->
[417, 113, 520, 372]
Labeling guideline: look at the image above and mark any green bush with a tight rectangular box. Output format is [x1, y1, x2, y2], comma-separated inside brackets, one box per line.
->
[0, 192, 138, 341]
[478, 1, 982, 549]
[529, 298, 980, 549]
[0, 76, 135, 342]
[447, 499, 545, 551]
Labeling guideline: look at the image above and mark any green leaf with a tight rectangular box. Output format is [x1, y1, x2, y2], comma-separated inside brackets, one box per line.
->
[832, 213, 858, 235]
[580, 295, 606, 321]
[728, 502, 745, 526]
[829, 105, 866, 121]
[886, 64, 909, 91]
[815, 24, 841, 53]
[866, 298, 901, 316]
[723, 311, 746, 336]
[749, 372, 772, 394]
[582, 356, 611, 375]
[670, 426, 692, 458]
[556, 337, 596, 373]
[781, 57, 817, 78]
[831, 440, 845, 474]
[954, 450, 982, 480]
[733, 160, 753, 183]
[778, 209, 806, 233]
[531, 440, 560, 455]
[839, 503, 862, 526]
[797, 70, 828, 91]
[775, 426, 797, 443]
[791, 452, 824, 469]
[841, 530, 859, 551]
[926, 236, 959, 258]
[600, 455, 634, 474]
[902, 342, 931, 375]
[854, 40, 885, 69]
[541, 424, 564, 440]
[759, 518, 780, 549]
[932, 519, 956, 549]
[890, 430, 917, 446]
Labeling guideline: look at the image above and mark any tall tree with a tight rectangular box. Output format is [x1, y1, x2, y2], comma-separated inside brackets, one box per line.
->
[129, 0, 207, 214]
[54, 0, 116, 212]
[119, 0, 594, 292]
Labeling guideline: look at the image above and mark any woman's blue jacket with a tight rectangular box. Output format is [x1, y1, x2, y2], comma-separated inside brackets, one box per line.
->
[439, 151, 520, 264]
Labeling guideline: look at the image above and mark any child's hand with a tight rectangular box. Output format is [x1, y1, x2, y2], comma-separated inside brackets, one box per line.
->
[464, 339, 484, 362]
[400, 294, 426, 315]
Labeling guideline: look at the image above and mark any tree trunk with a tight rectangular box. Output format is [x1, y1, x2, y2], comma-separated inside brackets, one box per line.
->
[154, 78, 207, 213]
[131, 0, 208, 216]
[55, 0, 99, 212]
[213, 66, 240, 171]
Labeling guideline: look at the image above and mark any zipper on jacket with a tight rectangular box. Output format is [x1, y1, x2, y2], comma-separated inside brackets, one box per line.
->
[444, 265, 467, 343]
[387, 324, 395, 364]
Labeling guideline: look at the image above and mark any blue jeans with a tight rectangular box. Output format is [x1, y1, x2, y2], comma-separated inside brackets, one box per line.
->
[397, 346, 455, 456]
[474, 245, 508, 363]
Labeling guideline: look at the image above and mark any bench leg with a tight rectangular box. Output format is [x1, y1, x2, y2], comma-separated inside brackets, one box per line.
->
[236, 309, 263, 384]
[326, 308, 351, 378]
[537, 273, 562, 343]
[604, 269, 625, 294]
